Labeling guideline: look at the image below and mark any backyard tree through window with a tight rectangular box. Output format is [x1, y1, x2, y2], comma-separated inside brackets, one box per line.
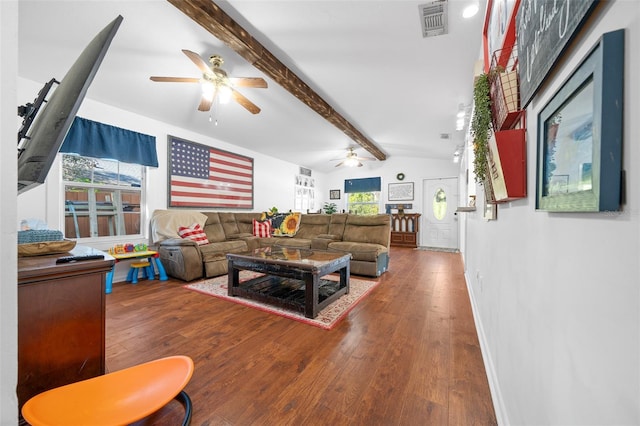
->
[347, 191, 380, 215]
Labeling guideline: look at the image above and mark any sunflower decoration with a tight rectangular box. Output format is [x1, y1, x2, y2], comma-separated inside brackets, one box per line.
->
[271, 212, 301, 237]
[282, 213, 300, 235]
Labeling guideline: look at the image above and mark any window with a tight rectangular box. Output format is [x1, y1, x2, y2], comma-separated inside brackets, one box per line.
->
[58, 117, 157, 240]
[63, 154, 144, 239]
[294, 174, 316, 212]
[347, 191, 380, 215]
[432, 188, 447, 220]
[344, 177, 381, 215]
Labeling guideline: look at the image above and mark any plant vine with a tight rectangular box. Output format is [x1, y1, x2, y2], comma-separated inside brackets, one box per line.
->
[471, 73, 493, 183]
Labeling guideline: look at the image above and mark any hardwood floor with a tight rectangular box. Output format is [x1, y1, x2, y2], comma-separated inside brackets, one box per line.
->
[106, 247, 496, 425]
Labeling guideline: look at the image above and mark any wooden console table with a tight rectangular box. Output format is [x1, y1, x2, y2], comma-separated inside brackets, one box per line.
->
[17, 246, 114, 417]
[390, 213, 421, 248]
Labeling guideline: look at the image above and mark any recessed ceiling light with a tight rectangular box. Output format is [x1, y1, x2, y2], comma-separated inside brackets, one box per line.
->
[462, 3, 479, 18]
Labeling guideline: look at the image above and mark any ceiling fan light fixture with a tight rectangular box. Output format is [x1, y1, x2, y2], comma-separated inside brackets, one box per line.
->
[151, 50, 266, 114]
[219, 85, 232, 104]
[332, 147, 373, 167]
[201, 81, 215, 101]
[344, 157, 361, 167]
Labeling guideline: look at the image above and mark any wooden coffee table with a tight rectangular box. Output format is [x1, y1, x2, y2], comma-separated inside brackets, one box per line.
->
[227, 247, 351, 318]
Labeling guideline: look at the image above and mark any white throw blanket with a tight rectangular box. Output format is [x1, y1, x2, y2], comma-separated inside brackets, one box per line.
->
[150, 209, 208, 243]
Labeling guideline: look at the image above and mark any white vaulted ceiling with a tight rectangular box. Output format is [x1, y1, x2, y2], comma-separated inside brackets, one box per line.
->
[18, 0, 486, 173]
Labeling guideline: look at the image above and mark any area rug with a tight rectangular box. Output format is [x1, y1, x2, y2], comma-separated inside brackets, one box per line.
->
[183, 272, 379, 330]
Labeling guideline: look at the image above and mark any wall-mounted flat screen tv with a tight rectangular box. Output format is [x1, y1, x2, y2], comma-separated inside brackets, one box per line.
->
[17, 15, 123, 194]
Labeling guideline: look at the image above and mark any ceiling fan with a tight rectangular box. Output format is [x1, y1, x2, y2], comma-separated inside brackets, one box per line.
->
[332, 148, 375, 167]
[150, 49, 267, 114]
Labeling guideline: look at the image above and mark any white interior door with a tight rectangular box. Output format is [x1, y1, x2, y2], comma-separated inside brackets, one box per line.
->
[422, 178, 459, 249]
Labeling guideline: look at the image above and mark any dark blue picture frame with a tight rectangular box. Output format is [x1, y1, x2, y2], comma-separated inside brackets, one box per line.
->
[536, 29, 624, 212]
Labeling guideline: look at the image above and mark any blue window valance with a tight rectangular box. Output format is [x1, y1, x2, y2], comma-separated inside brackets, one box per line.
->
[344, 177, 381, 193]
[60, 117, 158, 167]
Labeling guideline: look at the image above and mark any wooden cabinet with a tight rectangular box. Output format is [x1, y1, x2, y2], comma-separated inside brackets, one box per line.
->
[390, 213, 421, 248]
[17, 247, 114, 414]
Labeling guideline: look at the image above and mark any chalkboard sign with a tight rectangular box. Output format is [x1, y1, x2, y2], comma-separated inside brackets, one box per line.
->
[516, 0, 599, 107]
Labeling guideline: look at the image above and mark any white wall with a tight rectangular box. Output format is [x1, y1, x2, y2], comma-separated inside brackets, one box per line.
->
[1, 2, 19, 423]
[462, 2, 640, 424]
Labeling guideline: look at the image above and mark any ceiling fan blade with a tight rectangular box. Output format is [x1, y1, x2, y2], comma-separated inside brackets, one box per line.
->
[231, 89, 261, 114]
[198, 88, 218, 112]
[229, 77, 268, 88]
[334, 161, 345, 167]
[198, 94, 214, 112]
[150, 76, 200, 83]
[182, 49, 211, 74]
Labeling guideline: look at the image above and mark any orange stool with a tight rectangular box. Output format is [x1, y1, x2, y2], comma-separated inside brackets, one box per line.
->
[21, 355, 194, 426]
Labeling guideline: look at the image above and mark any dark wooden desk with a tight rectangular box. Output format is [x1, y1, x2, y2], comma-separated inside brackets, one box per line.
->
[17, 246, 114, 415]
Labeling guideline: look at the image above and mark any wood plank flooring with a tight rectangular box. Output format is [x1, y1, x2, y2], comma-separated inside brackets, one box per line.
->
[106, 247, 496, 425]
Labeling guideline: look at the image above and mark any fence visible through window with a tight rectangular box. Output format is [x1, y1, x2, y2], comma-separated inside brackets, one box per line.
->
[62, 154, 143, 239]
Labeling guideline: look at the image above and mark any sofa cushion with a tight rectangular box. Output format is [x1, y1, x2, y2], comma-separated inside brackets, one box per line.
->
[178, 223, 209, 245]
[199, 240, 247, 263]
[294, 214, 331, 239]
[234, 212, 263, 234]
[327, 241, 388, 262]
[272, 237, 312, 249]
[219, 212, 240, 236]
[226, 232, 254, 240]
[252, 219, 272, 238]
[342, 214, 391, 246]
[202, 213, 227, 243]
[328, 213, 347, 238]
[258, 238, 277, 248]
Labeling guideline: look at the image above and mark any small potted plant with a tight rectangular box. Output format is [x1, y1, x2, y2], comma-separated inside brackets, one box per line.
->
[323, 202, 337, 214]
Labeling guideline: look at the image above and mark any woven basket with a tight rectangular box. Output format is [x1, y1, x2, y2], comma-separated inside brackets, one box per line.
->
[18, 240, 76, 257]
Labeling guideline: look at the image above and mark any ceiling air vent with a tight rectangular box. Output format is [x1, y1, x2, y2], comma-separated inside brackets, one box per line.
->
[419, 0, 448, 38]
[299, 166, 312, 177]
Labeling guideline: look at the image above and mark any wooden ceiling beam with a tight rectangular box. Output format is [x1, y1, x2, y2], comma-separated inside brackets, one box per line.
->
[167, 0, 387, 161]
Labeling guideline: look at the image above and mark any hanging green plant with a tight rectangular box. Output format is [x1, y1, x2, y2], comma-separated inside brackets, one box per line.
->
[471, 73, 493, 183]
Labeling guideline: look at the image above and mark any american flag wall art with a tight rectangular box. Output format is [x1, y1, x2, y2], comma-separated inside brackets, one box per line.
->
[168, 135, 253, 209]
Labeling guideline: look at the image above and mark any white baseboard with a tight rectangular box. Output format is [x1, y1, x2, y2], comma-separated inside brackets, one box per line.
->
[464, 271, 510, 426]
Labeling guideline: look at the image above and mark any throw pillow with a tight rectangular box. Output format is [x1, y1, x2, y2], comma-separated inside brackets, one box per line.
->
[271, 212, 301, 237]
[178, 223, 209, 245]
[252, 219, 272, 238]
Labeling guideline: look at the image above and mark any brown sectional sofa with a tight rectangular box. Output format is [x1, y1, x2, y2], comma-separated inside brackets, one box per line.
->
[150, 210, 391, 281]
